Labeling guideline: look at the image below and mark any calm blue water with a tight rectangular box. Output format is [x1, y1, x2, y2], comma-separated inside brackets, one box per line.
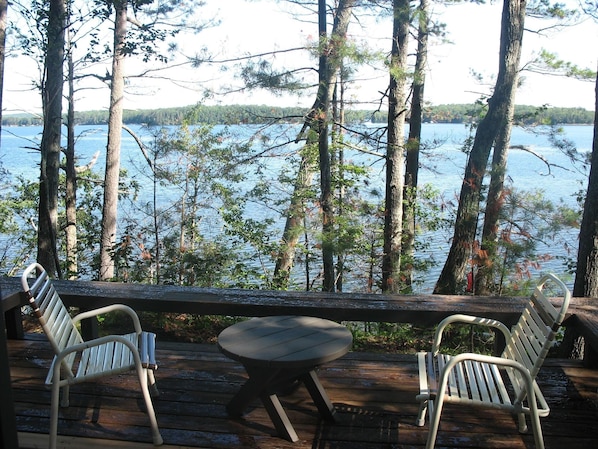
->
[0, 123, 593, 291]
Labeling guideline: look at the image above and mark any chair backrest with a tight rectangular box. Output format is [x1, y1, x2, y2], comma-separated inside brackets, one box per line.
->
[501, 273, 571, 400]
[21, 263, 84, 377]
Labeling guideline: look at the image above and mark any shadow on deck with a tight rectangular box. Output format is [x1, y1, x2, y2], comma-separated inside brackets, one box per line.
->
[8, 335, 598, 449]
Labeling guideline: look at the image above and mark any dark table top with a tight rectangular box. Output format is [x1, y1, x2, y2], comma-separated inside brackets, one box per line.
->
[217, 315, 353, 369]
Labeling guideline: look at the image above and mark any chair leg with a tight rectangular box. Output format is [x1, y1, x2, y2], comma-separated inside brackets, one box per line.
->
[59, 385, 70, 408]
[137, 367, 163, 446]
[527, 400, 545, 449]
[148, 368, 159, 397]
[50, 382, 61, 449]
[517, 412, 528, 433]
[425, 396, 444, 449]
[416, 399, 428, 426]
[529, 413, 545, 449]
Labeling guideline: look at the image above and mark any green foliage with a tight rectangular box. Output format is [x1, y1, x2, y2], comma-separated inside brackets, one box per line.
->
[219, 195, 280, 289]
[8, 0, 49, 65]
[240, 60, 309, 93]
[88, 0, 197, 64]
[98, 311, 242, 344]
[109, 117, 280, 287]
[59, 165, 106, 279]
[427, 323, 496, 356]
[348, 322, 435, 353]
[347, 322, 495, 355]
[531, 49, 596, 81]
[474, 187, 580, 294]
[526, 0, 579, 19]
[0, 176, 39, 274]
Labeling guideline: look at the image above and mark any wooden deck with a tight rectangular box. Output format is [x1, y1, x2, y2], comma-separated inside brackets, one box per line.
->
[8, 335, 598, 449]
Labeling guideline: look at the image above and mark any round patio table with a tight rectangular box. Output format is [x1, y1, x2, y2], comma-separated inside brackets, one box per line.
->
[217, 315, 353, 442]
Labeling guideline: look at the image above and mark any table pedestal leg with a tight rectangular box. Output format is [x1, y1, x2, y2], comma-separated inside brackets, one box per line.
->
[226, 366, 337, 442]
[227, 367, 300, 442]
[226, 369, 278, 416]
[261, 392, 299, 442]
[301, 370, 337, 422]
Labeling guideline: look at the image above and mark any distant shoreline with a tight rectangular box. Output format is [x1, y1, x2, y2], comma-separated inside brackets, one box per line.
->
[2, 103, 595, 127]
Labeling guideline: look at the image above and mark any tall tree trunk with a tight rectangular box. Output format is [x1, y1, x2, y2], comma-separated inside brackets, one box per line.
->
[65, 25, 77, 280]
[317, 0, 334, 291]
[38, 0, 66, 278]
[574, 69, 598, 298]
[382, 0, 410, 293]
[0, 0, 6, 142]
[0, 7, 18, 443]
[273, 0, 355, 291]
[333, 78, 346, 292]
[402, 0, 429, 292]
[434, 0, 526, 294]
[474, 103, 515, 295]
[273, 155, 315, 289]
[99, 0, 127, 281]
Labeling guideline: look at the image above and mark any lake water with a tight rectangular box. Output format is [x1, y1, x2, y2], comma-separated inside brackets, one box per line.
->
[0, 123, 594, 292]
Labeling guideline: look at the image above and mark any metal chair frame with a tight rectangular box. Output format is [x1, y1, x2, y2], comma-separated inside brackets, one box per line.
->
[21, 263, 163, 449]
[416, 273, 571, 449]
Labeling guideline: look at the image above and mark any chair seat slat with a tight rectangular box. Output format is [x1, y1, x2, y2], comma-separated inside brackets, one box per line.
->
[462, 360, 480, 401]
[113, 340, 126, 369]
[511, 331, 535, 371]
[418, 352, 430, 396]
[470, 360, 490, 403]
[453, 357, 467, 398]
[482, 363, 504, 404]
[426, 352, 437, 395]
[532, 290, 558, 324]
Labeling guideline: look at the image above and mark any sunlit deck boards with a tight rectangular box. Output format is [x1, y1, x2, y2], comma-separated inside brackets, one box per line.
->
[8, 336, 598, 449]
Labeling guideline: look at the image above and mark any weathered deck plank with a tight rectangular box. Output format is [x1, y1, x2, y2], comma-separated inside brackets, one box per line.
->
[8, 336, 598, 449]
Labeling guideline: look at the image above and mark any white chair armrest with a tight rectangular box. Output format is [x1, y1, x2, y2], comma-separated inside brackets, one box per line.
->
[55, 334, 138, 361]
[444, 352, 525, 372]
[50, 335, 141, 383]
[437, 352, 537, 404]
[72, 304, 142, 335]
[432, 314, 511, 355]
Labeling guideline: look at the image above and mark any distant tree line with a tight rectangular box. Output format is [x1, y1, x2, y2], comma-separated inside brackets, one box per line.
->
[2, 103, 594, 127]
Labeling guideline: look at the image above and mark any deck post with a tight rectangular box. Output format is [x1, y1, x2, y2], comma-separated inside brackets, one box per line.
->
[0, 286, 19, 448]
[4, 308, 24, 340]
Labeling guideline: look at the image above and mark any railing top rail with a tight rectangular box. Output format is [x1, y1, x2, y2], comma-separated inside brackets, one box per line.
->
[2, 276, 580, 326]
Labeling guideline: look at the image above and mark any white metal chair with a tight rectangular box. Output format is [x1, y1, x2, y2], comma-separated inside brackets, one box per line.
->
[416, 273, 571, 449]
[21, 262, 163, 449]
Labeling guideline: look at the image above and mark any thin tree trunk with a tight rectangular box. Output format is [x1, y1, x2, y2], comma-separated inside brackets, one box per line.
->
[382, 0, 410, 293]
[273, 0, 355, 291]
[99, 0, 127, 281]
[65, 24, 77, 280]
[38, 0, 65, 278]
[317, 0, 334, 291]
[434, 0, 526, 294]
[562, 68, 598, 360]
[273, 155, 315, 289]
[474, 104, 515, 295]
[574, 68, 598, 298]
[0, 0, 6, 143]
[402, 0, 429, 292]
[333, 78, 346, 292]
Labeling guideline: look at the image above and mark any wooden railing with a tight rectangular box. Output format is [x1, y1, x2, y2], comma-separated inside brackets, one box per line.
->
[2, 276, 597, 365]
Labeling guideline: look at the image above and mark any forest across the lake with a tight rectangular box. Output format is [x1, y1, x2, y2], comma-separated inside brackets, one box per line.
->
[2, 103, 595, 127]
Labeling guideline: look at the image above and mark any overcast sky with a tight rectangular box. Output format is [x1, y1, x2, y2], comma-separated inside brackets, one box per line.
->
[2, 0, 596, 115]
